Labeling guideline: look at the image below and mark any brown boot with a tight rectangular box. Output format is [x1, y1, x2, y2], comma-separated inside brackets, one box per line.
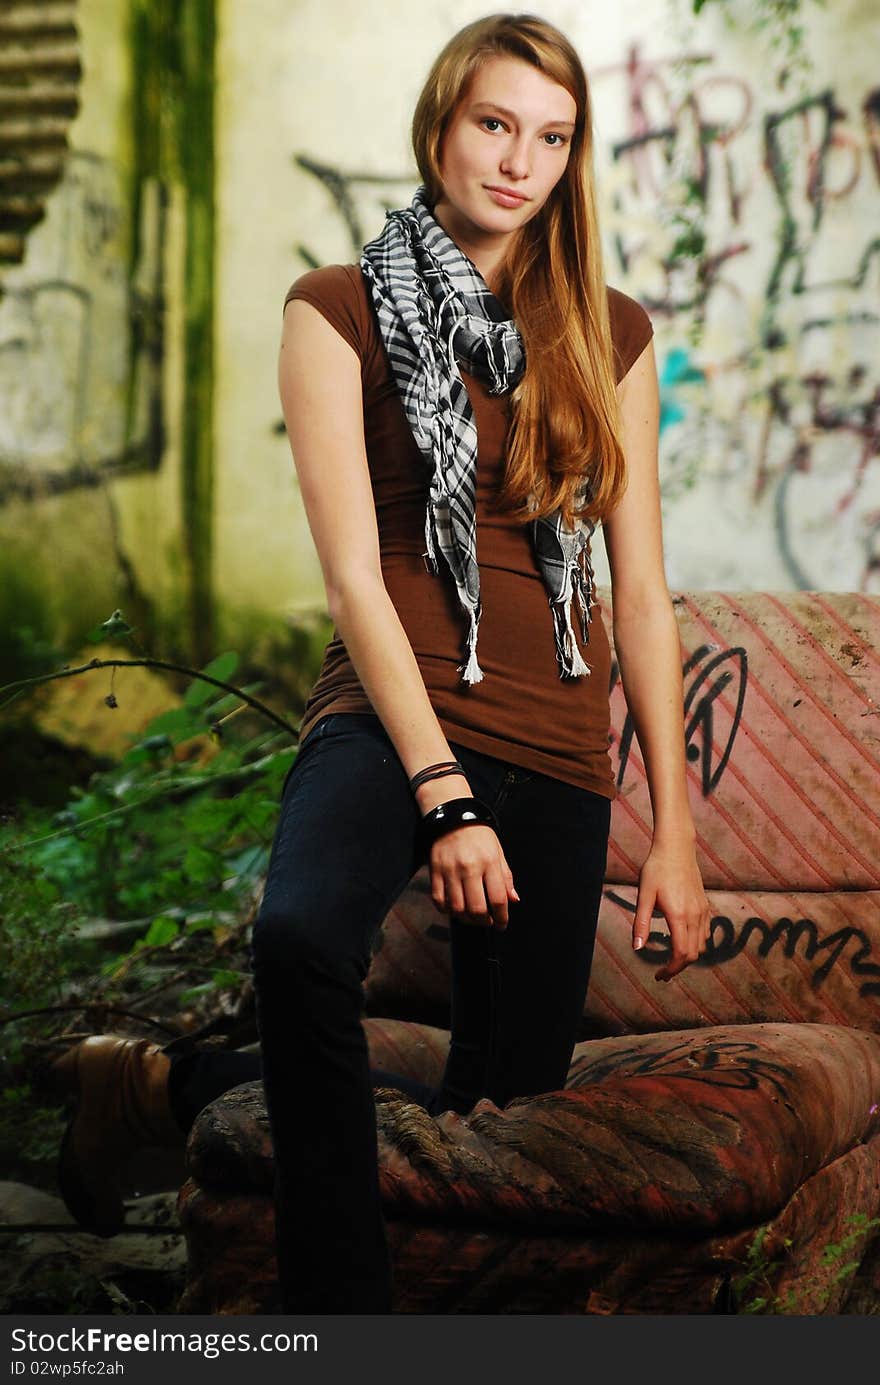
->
[52, 1035, 187, 1237]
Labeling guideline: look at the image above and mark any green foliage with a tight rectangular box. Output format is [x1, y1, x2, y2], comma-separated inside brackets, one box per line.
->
[0, 631, 300, 1183]
[4, 658, 292, 924]
[183, 651, 238, 707]
[729, 1224, 791, 1312]
[0, 848, 79, 1021]
[0, 1085, 67, 1188]
[730, 1212, 880, 1313]
[86, 610, 138, 643]
[0, 849, 81, 1176]
[0, 637, 299, 1058]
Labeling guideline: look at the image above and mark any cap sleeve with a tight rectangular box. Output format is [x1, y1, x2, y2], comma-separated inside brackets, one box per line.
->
[283, 264, 367, 359]
[607, 286, 654, 384]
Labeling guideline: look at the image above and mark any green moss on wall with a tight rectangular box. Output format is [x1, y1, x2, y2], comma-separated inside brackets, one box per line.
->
[128, 0, 215, 665]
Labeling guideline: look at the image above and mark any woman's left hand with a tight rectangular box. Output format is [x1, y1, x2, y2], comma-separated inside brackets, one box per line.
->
[632, 840, 712, 981]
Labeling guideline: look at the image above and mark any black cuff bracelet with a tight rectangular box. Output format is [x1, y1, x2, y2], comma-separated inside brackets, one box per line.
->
[417, 797, 499, 854]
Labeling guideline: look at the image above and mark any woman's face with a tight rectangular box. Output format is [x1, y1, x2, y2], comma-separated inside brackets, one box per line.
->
[434, 54, 577, 250]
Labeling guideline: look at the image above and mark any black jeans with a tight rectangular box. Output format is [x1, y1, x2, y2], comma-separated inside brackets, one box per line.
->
[167, 712, 611, 1314]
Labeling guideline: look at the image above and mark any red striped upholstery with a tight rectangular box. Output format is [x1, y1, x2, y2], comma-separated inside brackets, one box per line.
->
[606, 591, 880, 893]
[364, 590, 880, 1037]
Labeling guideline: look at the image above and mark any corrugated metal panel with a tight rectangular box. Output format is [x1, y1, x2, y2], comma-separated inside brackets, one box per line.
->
[0, 1, 81, 266]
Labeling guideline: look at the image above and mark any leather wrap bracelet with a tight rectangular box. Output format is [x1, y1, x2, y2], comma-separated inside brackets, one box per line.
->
[417, 796, 499, 853]
[409, 760, 464, 793]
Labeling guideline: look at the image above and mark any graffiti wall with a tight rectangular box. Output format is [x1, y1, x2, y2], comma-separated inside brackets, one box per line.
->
[603, 2, 880, 594]
[216, 0, 879, 625]
[1, 0, 877, 661]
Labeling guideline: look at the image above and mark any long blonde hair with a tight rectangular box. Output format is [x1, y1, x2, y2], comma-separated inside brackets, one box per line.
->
[411, 13, 626, 528]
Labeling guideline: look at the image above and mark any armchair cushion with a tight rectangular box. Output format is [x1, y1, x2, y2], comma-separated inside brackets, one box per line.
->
[185, 1019, 880, 1234]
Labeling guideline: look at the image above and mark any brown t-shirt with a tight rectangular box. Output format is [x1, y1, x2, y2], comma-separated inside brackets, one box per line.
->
[283, 264, 653, 798]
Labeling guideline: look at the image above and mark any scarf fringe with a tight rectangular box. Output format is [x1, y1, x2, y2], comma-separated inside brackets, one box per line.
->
[551, 549, 594, 679]
[573, 545, 595, 645]
[458, 610, 485, 684]
[552, 598, 592, 678]
[422, 504, 439, 575]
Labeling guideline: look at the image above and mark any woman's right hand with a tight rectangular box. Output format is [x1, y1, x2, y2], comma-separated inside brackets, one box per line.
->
[427, 823, 519, 930]
[416, 778, 517, 927]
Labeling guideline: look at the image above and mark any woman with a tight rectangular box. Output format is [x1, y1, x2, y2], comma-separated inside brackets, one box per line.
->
[53, 13, 711, 1314]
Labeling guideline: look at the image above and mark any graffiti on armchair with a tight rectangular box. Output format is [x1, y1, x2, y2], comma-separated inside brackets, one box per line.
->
[612, 643, 748, 795]
[606, 889, 880, 1000]
[707, 912, 880, 998]
[569, 1034, 792, 1096]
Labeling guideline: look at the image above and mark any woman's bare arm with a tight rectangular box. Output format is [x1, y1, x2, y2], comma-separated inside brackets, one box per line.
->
[603, 338, 711, 978]
[278, 296, 517, 926]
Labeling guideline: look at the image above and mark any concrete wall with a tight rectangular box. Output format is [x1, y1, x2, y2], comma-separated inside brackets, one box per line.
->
[1, 0, 877, 671]
[0, 0, 186, 663]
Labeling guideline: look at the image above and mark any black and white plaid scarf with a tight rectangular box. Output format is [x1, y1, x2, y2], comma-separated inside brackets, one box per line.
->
[360, 184, 595, 685]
